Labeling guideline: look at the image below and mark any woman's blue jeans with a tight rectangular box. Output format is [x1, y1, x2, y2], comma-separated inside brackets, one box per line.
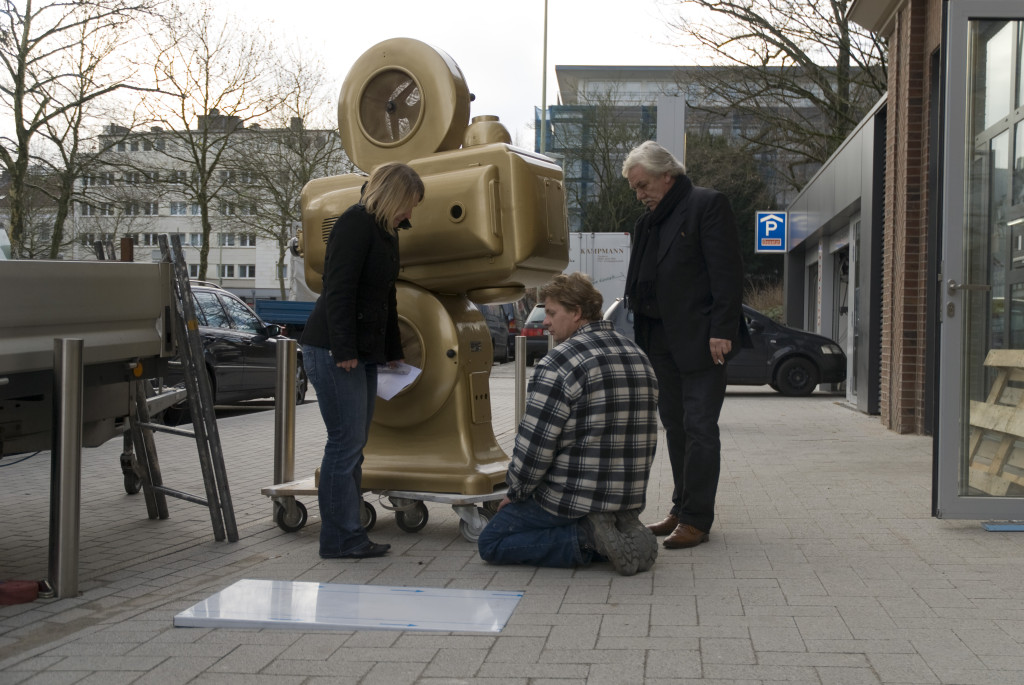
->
[302, 345, 378, 557]
[477, 498, 592, 568]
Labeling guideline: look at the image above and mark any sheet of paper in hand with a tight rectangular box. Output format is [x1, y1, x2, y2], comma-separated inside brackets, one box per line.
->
[377, 362, 422, 400]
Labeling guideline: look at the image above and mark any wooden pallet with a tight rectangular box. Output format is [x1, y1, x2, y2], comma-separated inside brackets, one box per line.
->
[968, 349, 1024, 494]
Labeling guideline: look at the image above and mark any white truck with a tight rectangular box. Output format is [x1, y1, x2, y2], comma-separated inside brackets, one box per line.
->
[565, 232, 631, 313]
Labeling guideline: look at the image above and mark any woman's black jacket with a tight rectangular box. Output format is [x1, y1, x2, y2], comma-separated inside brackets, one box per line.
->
[300, 204, 403, 364]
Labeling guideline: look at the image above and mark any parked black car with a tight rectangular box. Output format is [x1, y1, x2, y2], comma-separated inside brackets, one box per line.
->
[165, 283, 308, 416]
[603, 299, 846, 396]
[521, 303, 552, 366]
[480, 303, 520, 363]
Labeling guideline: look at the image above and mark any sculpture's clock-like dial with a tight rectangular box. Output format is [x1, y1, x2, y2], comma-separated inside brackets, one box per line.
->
[358, 69, 422, 145]
[339, 38, 471, 171]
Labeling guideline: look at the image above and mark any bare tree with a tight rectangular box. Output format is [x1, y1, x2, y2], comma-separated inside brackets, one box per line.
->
[230, 49, 354, 297]
[141, 0, 281, 280]
[38, 14, 147, 259]
[666, 0, 887, 190]
[68, 119, 163, 260]
[76, 141, 164, 252]
[685, 133, 780, 281]
[1, 168, 60, 258]
[0, 0, 154, 258]
[547, 89, 654, 235]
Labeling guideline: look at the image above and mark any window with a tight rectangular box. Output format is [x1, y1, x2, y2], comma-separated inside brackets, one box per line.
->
[124, 171, 142, 185]
[143, 140, 153, 151]
[218, 232, 236, 247]
[190, 203, 201, 216]
[219, 201, 235, 216]
[277, 264, 288, 279]
[137, 233, 159, 246]
[188, 264, 200, 278]
[81, 175, 93, 188]
[238, 264, 256, 278]
[81, 202, 96, 216]
[219, 264, 235, 278]
[125, 201, 141, 216]
[237, 170, 256, 185]
[98, 172, 114, 186]
[116, 142, 126, 152]
[239, 233, 256, 247]
[130, 140, 139, 152]
[98, 203, 113, 216]
[83, 232, 115, 246]
[220, 293, 260, 333]
[218, 170, 235, 184]
[189, 233, 202, 247]
[170, 170, 187, 184]
[170, 201, 187, 215]
[144, 171, 158, 183]
[193, 291, 230, 328]
[238, 203, 257, 216]
[143, 201, 158, 215]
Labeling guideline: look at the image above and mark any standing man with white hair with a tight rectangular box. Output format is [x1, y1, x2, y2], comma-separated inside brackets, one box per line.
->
[622, 140, 747, 549]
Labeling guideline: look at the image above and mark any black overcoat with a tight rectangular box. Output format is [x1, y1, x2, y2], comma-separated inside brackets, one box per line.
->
[631, 175, 746, 374]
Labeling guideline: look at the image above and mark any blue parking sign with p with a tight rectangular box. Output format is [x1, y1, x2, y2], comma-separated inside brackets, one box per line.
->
[756, 212, 787, 253]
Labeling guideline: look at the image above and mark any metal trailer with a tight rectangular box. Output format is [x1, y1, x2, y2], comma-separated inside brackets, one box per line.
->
[260, 339, 536, 545]
[260, 478, 504, 543]
[1, 241, 240, 598]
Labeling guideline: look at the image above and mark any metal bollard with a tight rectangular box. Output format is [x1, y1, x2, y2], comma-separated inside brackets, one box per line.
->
[514, 336, 527, 425]
[274, 339, 298, 486]
[49, 338, 83, 599]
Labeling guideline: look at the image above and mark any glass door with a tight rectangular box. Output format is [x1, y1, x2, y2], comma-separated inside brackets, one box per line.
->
[938, 3, 1024, 518]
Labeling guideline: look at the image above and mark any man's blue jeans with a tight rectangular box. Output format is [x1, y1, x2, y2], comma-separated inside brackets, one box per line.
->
[478, 498, 592, 568]
[302, 344, 378, 557]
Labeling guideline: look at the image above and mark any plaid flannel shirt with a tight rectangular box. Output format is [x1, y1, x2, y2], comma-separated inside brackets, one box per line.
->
[506, 320, 659, 518]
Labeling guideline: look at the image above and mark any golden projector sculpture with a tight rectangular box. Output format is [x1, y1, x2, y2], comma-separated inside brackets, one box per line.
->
[295, 37, 569, 495]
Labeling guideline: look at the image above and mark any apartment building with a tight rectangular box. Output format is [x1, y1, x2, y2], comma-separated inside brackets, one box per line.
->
[72, 111, 349, 302]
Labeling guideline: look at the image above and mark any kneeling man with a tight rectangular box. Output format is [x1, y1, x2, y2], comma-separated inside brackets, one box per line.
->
[478, 273, 660, 576]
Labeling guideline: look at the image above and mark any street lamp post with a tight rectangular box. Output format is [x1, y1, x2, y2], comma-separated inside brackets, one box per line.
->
[540, 0, 548, 154]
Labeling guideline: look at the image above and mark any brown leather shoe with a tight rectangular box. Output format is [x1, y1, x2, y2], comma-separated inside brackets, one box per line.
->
[663, 524, 709, 549]
[646, 514, 679, 536]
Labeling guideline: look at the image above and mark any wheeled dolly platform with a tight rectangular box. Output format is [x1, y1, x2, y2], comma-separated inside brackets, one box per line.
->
[261, 477, 505, 543]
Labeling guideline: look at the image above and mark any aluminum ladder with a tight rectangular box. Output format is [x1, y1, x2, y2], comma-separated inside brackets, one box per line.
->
[125, 233, 238, 541]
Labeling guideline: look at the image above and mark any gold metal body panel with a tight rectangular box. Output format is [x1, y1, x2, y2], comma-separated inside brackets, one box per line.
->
[361, 283, 508, 495]
[300, 142, 568, 300]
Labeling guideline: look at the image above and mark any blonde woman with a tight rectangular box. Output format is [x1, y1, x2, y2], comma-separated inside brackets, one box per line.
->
[300, 162, 424, 559]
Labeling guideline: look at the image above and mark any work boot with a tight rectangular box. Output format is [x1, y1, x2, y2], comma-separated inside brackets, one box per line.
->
[615, 509, 658, 572]
[586, 512, 640, 576]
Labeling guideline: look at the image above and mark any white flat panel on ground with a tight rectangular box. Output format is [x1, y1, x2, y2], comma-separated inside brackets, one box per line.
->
[174, 579, 522, 633]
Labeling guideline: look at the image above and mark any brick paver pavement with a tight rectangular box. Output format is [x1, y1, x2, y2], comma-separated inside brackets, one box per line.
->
[3, 363, 1024, 684]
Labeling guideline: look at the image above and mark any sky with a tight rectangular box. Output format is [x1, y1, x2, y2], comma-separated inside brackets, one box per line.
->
[220, 0, 694, 146]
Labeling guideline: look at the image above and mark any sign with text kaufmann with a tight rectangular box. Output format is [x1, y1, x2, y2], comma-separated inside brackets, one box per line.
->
[755, 211, 787, 253]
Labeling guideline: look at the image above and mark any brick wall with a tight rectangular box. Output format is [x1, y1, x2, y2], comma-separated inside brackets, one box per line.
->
[881, 0, 936, 434]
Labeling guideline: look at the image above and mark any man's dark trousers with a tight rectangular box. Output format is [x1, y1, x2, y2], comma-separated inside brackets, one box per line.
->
[645, 319, 726, 534]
